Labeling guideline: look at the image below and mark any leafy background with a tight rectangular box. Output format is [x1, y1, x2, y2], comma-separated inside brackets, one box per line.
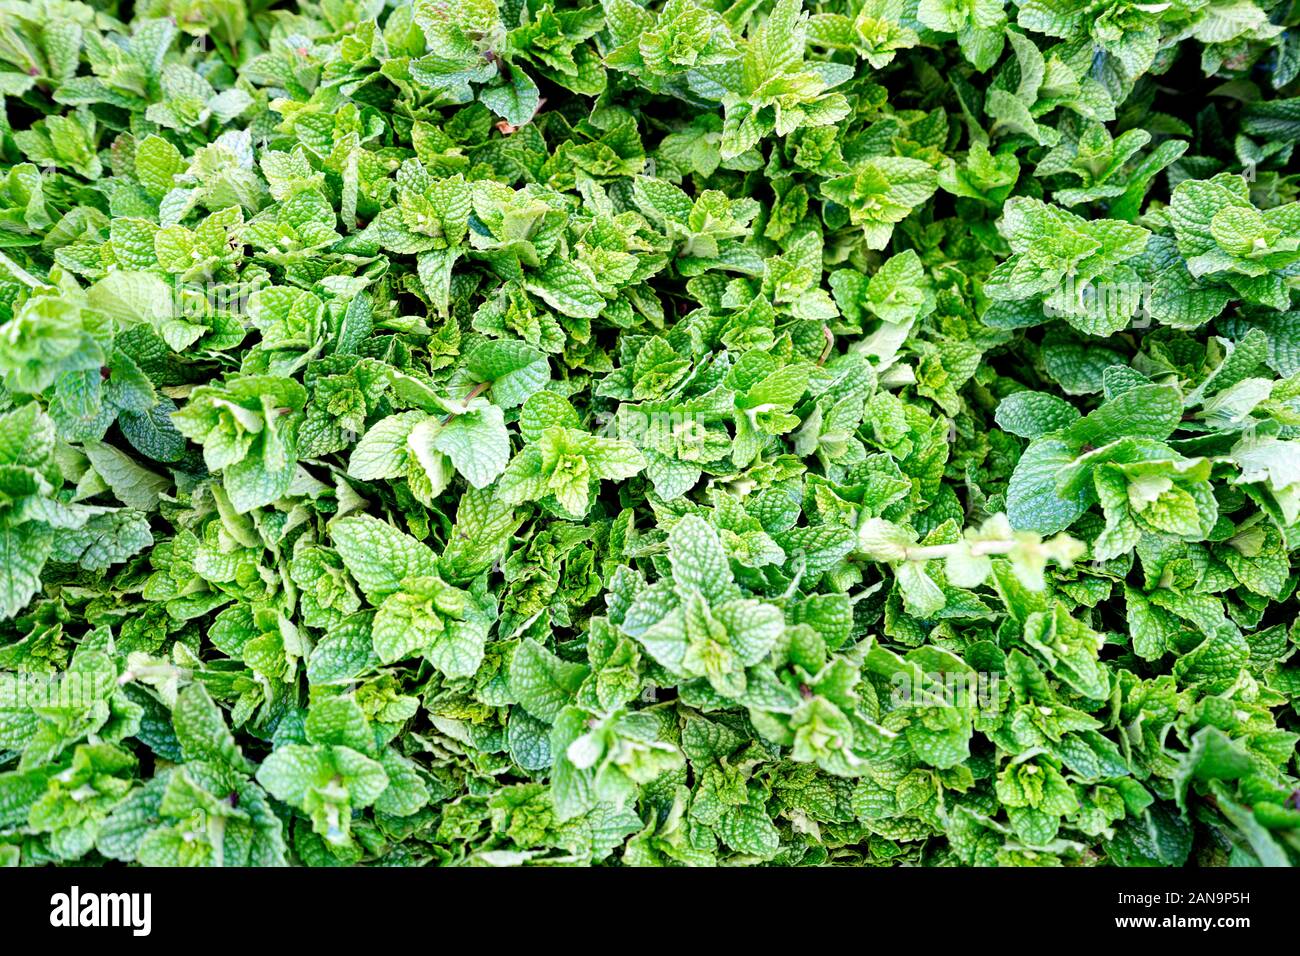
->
[0, 0, 1298, 866]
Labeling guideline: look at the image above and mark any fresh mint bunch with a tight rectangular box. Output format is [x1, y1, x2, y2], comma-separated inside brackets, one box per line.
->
[0, 0, 1296, 869]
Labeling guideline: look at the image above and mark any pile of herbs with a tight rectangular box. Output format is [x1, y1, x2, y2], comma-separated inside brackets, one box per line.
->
[0, 0, 1298, 867]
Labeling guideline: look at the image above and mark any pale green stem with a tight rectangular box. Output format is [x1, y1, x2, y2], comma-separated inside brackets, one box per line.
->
[902, 539, 1018, 562]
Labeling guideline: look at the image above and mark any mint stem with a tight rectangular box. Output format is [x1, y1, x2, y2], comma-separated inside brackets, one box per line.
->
[440, 381, 491, 424]
[903, 540, 1018, 561]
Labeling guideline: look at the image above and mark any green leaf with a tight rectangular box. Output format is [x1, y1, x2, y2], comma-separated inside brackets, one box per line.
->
[331, 515, 440, 601]
[509, 640, 590, 723]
